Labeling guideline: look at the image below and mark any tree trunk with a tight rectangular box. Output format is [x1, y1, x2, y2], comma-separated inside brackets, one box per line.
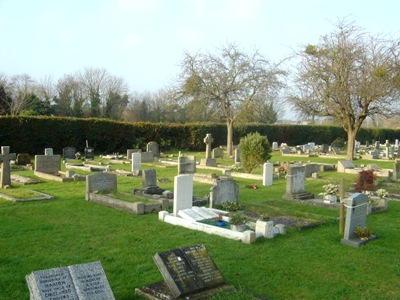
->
[346, 129, 356, 161]
[226, 119, 234, 157]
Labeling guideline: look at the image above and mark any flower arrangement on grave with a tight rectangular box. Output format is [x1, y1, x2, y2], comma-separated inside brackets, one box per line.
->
[278, 166, 286, 175]
[319, 183, 340, 197]
[376, 188, 389, 199]
[75, 152, 81, 159]
[215, 214, 226, 226]
[228, 211, 247, 225]
[222, 202, 244, 212]
[245, 183, 257, 189]
[354, 226, 371, 240]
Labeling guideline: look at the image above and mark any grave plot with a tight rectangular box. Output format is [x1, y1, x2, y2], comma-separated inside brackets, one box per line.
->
[85, 172, 168, 215]
[0, 189, 53, 202]
[159, 174, 285, 244]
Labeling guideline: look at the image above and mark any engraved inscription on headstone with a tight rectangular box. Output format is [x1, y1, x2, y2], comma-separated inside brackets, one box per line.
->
[25, 261, 115, 300]
[153, 244, 225, 298]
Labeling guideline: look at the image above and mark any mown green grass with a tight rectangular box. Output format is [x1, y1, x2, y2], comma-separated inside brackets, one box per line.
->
[1, 153, 399, 299]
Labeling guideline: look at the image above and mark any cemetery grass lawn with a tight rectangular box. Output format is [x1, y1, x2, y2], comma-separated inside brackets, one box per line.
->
[1, 156, 400, 299]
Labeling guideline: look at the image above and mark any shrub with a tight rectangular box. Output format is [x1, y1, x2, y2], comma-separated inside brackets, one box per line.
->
[238, 132, 272, 173]
[353, 170, 376, 192]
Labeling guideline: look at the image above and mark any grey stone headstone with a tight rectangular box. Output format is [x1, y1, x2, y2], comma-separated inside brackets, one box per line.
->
[272, 142, 279, 150]
[342, 193, 369, 245]
[140, 152, 154, 162]
[234, 148, 240, 163]
[393, 161, 400, 180]
[152, 244, 225, 299]
[203, 134, 214, 159]
[34, 155, 61, 174]
[209, 178, 239, 207]
[211, 147, 223, 159]
[178, 155, 196, 174]
[127, 149, 141, 160]
[25, 261, 115, 300]
[44, 148, 53, 156]
[142, 169, 157, 189]
[16, 153, 31, 165]
[375, 141, 380, 150]
[263, 162, 273, 186]
[0, 146, 16, 187]
[337, 160, 355, 173]
[146, 141, 159, 157]
[286, 165, 305, 194]
[63, 147, 77, 159]
[86, 172, 117, 194]
[304, 163, 319, 177]
[131, 152, 141, 174]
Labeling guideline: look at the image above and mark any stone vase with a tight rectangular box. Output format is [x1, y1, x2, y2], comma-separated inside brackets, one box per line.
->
[230, 224, 246, 232]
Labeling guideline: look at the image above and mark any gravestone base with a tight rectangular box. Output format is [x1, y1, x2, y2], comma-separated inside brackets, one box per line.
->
[283, 191, 314, 200]
[144, 186, 165, 195]
[341, 235, 377, 248]
[135, 281, 235, 300]
[200, 158, 217, 167]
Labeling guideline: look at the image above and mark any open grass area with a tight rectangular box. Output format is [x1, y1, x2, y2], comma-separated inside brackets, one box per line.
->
[1, 152, 400, 299]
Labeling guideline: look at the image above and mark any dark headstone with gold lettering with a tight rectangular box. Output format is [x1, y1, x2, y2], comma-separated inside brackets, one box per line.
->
[135, 244, 234, 299]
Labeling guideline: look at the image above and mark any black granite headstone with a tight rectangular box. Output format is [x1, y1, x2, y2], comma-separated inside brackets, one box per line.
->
[63, 147, 77, 159]
[153, 244, 225, 298]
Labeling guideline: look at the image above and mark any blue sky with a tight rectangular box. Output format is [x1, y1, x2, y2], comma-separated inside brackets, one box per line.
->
[1, 0, 399, 98]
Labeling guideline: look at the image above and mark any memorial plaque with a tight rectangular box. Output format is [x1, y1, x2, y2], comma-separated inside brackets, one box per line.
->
[153, 244, 225, 298]
[26, 261, 115, 300]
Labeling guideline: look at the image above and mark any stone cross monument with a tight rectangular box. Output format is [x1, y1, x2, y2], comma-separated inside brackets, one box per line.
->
[200, 133, 217, 167]
[0, 146, 16, 188]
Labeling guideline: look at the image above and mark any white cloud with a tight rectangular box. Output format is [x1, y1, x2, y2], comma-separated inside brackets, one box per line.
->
[217, 0, 262, 22]
[122, 33, 142, 47]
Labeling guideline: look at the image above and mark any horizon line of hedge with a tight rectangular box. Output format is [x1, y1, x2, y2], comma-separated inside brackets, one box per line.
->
[0, 116, 399, 155]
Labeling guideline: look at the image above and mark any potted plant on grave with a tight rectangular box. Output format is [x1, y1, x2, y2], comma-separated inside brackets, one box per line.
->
[319, 183, 340, 203]
[215, 214, 226, 227]
[228, 211, 248, 232]
[354, 226, 371, 241]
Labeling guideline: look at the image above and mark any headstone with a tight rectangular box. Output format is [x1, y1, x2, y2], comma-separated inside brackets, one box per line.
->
[142, 169, 164, 194]
[283, 165, 314, 200]
[304, 163, 319, 177]
[178, 155, 196, 175]
[147, 141, 159, 157]
[86, 172, 117, 199]
[375, 141, 380, 150]
[127, 148, 141, 160]
[211, 147, 223, 159]
[136, 244, 227, 299]
[0, 146, 16, 188]
[173, 174, 193, 216]
[25, 261, 115, 300]
[321, 144, 329, 153]
[341, 193, 375, 247]
[131, 152, 141, 175]
[393, 161, 400, 180]
[281, 147, 291, 155]
[234, 148, 240, 164]
[16, 153, 30, 165]
[365, 141, 370, 147]
[263, 162, 273, 186]
[272, 142, 279, 150]
[331, 146, 340, 155]
[385, 140, 390, 158]
[34, 155, 61, 174]
[209, 177, 239, 207]
[63, 147, 77, 159]
[140, 152, 154, 162]
[85, 148, 94, 160]
[200, 134, 216, 166]
[44, 148, 53, 156]
[395, 139, 399, 148]
[367, 150, 379, 159]
[337, 160, 355, 173]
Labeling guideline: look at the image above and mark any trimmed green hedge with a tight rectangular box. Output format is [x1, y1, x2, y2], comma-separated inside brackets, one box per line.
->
[0, 116, 399, 155]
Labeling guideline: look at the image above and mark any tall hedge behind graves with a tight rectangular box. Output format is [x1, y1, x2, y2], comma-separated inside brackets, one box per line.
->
[0, 116, 399, 155]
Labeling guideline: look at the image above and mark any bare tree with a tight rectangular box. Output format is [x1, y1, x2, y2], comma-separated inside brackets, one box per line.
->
[288, 19, 400, 160]
[8, 74, 37, 115]
[172, 43, 286, 157]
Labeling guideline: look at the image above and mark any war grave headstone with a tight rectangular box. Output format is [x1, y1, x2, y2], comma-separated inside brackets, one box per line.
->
[63, 147, 77, 160]
[262, 162, 273, 186]
[341, 193, 377, 247]
[178, 155, 196, 175]
[131, 152, 141, 175]
[200, 133, 217, 167]
[16, 153, 31, 165]
[212, 147, 223, 159]
[135, 244, 234, 299]
[283, 165, 314, 200]
[147, 141, 160, 158]
[86, 172, 167, 214]
[25, 261, 115, 300]
[337, 160, 355, 173]
[142, 169, 165, 195]
[0, 146, 16, 188]
[173, 174, 193, 216]
[209, 177, 239, 208]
